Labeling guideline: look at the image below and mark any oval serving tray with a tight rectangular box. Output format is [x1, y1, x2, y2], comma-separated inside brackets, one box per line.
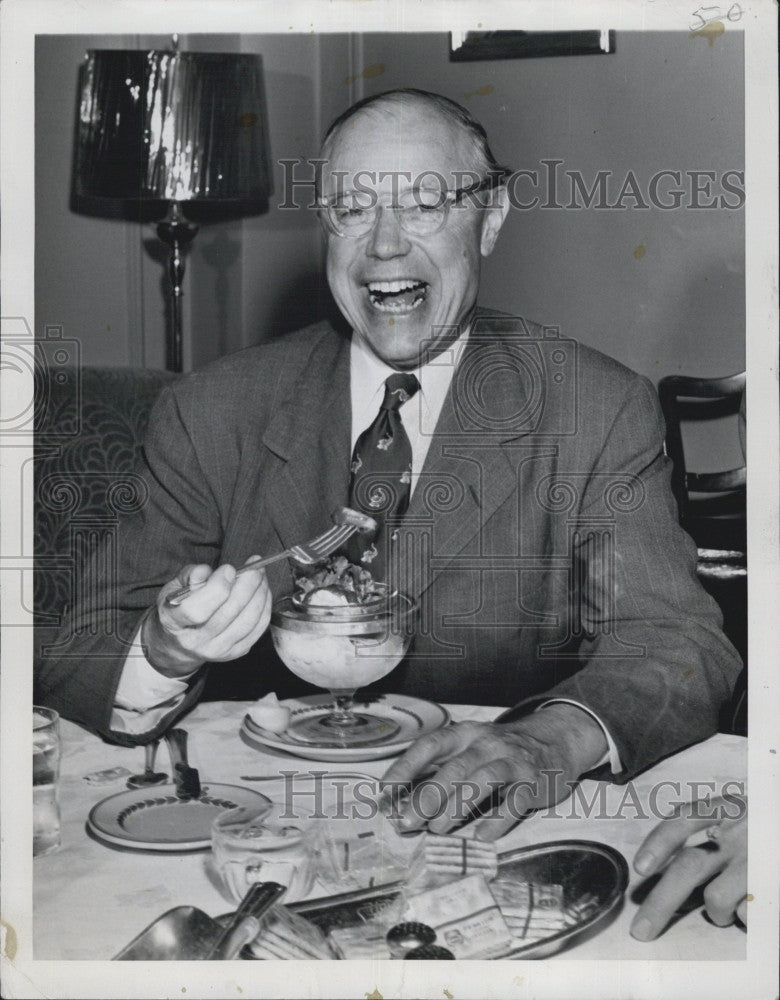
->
[281, 839, 628, 960]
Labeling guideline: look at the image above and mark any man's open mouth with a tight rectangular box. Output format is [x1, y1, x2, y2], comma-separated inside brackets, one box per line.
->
[366, 279, 428, 314]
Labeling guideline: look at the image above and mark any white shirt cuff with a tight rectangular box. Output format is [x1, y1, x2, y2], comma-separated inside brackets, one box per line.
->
[111, 625, 194, 735]
[536, 698, 622, 774]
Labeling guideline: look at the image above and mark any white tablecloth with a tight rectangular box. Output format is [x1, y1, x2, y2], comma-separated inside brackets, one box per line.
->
[33, 700, 746, 961]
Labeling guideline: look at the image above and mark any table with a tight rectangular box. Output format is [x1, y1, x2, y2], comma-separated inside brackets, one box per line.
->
[33, 701, 747, 962]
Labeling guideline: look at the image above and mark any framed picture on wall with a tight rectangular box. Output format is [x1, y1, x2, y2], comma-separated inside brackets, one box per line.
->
[449, 30, 616, 61]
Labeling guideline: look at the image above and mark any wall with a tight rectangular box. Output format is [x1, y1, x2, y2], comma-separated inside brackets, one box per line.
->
[236, 34, 355, 355]
[353, 31, 744, 382]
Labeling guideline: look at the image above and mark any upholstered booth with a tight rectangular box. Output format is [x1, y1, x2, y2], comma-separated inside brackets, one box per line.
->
[33, 362, 309, 708]
[34, 367, 177, 658]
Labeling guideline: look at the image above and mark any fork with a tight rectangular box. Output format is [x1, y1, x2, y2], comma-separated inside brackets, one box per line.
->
[165, 522, 358, 606]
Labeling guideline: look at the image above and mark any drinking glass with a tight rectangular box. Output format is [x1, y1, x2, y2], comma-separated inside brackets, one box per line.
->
[211, 803, 317, 904]
[33, 706, 61, 857]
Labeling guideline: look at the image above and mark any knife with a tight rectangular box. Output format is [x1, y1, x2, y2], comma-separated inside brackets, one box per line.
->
[164, 728, 201, 800]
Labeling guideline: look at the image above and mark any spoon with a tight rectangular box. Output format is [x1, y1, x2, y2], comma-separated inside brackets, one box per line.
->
[126, 738, 168, 789]
[205, 881, 286, 960]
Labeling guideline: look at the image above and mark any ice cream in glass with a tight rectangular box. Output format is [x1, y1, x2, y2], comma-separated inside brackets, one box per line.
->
[269, 557, 415, 745]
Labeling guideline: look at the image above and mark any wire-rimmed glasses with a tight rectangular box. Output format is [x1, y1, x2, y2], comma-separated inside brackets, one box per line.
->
[318, 176, 499, 239]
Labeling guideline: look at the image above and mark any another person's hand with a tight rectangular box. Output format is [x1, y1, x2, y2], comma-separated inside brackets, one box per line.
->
[140, 558, 273, 678]
[630, 795, 748, 941]
[380, 704, 608, 841]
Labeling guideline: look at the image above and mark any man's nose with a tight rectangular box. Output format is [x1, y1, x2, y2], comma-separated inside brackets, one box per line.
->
[366, 205, 411, 259]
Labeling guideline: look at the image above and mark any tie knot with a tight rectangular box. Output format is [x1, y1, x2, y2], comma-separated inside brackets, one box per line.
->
[381, 372, 420, 411]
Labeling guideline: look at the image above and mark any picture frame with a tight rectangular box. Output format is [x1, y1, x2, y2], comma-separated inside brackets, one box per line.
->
[449, 30, 616, 61]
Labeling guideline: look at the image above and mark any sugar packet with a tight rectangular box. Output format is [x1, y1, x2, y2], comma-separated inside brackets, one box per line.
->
[407, 832, 499, 889]
[246, 904, 334, 960]
[403, 873, 512, 959]
[490, 878, 568, 945]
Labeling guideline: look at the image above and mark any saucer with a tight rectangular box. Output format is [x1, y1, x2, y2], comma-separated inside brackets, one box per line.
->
[240, 694, 450, 762]
[87, 783, 271, 851]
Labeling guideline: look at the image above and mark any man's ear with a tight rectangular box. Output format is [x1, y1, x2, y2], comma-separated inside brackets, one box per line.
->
[480, 185, 510, 257]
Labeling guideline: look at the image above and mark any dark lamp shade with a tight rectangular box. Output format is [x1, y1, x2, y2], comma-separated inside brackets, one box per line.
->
[74, 50, 271, 215]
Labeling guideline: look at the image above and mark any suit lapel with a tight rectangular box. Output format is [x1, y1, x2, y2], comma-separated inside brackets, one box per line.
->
[261, 328, 352, 549]
[257, 315, 543, 601]
[401, 323, 535, 601]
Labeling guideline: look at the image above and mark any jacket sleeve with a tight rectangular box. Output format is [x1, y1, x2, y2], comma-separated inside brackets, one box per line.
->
[499, 375, 743, 780]
[34, 384, 224, 745]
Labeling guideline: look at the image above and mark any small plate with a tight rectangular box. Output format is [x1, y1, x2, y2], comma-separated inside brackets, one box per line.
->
[241, 694, 450, 762]
[87, 783, 271, 852]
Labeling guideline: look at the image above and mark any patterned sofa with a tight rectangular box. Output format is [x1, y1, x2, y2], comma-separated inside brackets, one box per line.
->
[34, 366, 176, 656]
[32, 362, 308, 707]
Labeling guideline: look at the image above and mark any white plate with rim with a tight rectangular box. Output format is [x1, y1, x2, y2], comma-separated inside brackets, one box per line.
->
[87, 782, 271, 852]
[240, 693, 450, 762]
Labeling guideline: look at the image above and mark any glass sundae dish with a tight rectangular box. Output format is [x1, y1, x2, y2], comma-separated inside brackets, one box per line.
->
[270, 557, 416, 746]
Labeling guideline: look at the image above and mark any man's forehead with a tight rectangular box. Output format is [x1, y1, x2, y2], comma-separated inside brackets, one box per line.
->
[321, 103, 479, 187]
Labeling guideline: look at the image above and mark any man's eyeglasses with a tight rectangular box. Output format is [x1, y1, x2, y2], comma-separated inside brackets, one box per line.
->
[318, 177, 499, 239]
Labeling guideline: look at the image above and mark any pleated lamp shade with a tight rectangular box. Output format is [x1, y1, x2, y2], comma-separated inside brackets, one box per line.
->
[73, 49, 271, 218]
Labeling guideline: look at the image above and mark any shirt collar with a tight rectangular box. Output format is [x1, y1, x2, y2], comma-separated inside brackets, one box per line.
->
[349, 327, 471, 417]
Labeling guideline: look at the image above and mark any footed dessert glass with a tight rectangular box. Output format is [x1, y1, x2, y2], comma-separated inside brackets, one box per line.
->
[270, 586, 415, 746]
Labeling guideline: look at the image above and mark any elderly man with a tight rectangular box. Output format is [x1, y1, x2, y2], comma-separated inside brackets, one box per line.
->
[36, 89, 741, 839]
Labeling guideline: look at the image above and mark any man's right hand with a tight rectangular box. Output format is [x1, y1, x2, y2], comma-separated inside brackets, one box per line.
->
[140, 558, 273, 678]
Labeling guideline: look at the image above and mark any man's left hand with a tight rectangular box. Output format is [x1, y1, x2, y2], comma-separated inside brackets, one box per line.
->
[380, 704, 608, 841]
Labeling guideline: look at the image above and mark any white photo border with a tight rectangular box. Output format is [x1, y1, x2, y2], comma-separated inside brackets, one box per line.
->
[1, 1, 777, 998]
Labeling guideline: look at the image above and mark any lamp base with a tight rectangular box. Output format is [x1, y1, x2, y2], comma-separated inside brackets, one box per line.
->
[156, 202, 199, 373]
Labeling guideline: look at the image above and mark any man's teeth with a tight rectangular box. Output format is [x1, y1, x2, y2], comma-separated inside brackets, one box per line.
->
[366, 279, 427, 312]
[367, 279, 424, 294]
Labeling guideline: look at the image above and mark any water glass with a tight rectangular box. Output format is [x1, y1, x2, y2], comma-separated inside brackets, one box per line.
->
[211, 803, 317, 904]
[33, 707, 61, 857]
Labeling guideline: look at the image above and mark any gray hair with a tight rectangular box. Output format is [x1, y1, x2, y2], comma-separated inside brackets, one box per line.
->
[320, 88, 511, 187]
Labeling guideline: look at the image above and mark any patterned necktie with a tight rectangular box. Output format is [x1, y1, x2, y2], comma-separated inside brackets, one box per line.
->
[347, 372, 421, 581]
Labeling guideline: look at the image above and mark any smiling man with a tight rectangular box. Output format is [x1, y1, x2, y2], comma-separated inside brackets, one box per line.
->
[320, 94, 507, 370]
[36, 90, 742, 839]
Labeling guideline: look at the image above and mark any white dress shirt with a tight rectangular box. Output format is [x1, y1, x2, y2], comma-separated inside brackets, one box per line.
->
[349, 327, 471, 488]
[112, 330, 620, 771]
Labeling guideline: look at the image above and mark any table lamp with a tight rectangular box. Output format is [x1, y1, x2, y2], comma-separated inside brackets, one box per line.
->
[72, 43, 271, 372]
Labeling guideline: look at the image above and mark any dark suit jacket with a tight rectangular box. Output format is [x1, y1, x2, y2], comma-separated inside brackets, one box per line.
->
[35, 311, 742, 779]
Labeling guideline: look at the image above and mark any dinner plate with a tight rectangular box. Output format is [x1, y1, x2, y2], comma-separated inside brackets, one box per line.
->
[87, 783, 271, 852]
[240, 693, 450, 762]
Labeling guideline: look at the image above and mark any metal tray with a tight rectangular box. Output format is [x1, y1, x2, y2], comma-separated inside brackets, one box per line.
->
[115, 839, 628, 960]
[284, 839, 628, 960]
